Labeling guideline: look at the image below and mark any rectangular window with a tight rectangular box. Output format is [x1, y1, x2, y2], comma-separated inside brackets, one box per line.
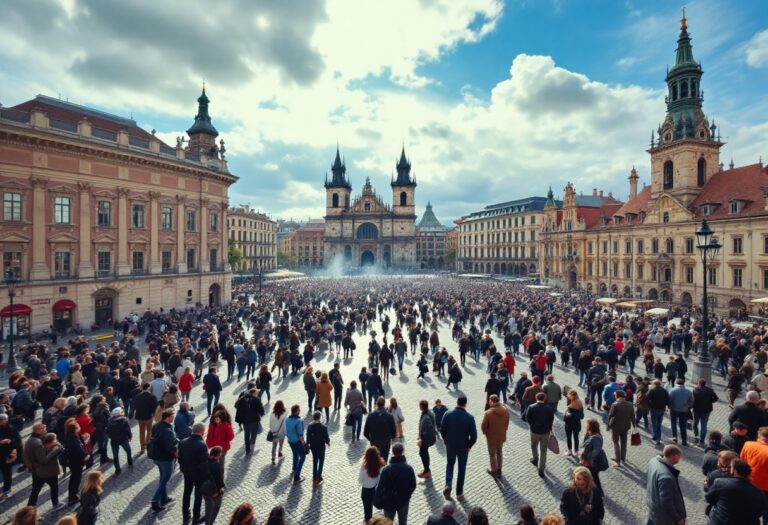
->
[97, 251, 111, 274]
[186, 249, 195, 271]
[764, 269, 768, 290]
[637, 264, 644, 279]
[637, 240, 644, 254]
[708, 267, 717, 286]
[765, 236, 768, 254]
[3, 252, 22, 278]
[210, 212, 218, 232]
[521, 232, 525, 242]
[161, 207, 173, 230]
[686, 266, 694, 283]
[161, 251, 172, 270]
[588, 242, 593, 255]
[54, 251, 71, 278]
[733, 237, 743, 254]
[530, 231, 535, 242]
[587, 262, 593, 276]
[602, 241, 608, 254]
[625, 241, 631, 254]
[651, 239, 659, 254]
[602, 262, 607, 276]
[3, 192, 22, 222]
[613, 241, 618, 254]
[733, 268, 743, 288]
[132, 251, 144, 272]
[186, 209, 196, 231]
[651, 266, 657, 281]
[54, 196, 71, 224]
[97, 201, 111, 227]
[685, 238, 694, 254]
[625, 263, 631, 278]
[613, 262, 618, 277]
[131, 204, 145, 228]
[210, 249, 218, 271]
[530, 216, 536, 225]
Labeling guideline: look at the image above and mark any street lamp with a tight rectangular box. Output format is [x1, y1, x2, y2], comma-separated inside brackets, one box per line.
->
[692, 220, 721, 385]
[4, 269, 19, 373]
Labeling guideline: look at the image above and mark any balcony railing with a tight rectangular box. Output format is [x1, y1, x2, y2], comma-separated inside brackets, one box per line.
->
[161, 267, 177, 274]
[131, 268, 148, 276]
[95, 270, 115, 279]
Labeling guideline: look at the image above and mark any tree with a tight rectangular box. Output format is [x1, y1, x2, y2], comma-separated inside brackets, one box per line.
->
[277, 251, 296, 269]
[445, 247, 457, 269]
[228, 246, 244, 270]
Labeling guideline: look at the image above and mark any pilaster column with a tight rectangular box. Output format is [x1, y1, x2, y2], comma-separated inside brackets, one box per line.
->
[77, 182, 94, 278]
[149, 192, 161, 274]
[116, 187, 130, 276]
[176, 195, 187, 273]
[200, 198, 209, 272]
[221, 203, 230, 271]
[30, 176, 50, 280]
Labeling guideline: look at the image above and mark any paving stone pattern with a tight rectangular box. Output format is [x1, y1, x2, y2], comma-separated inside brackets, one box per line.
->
[1, 309, 728, 524]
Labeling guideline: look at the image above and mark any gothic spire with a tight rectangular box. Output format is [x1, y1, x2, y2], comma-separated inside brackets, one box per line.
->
[393, 145, 415, 186]
[326, 144, 351, 189]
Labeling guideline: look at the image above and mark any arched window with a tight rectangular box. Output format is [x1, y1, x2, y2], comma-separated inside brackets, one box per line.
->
[332, 193, 339, 208]
[399, 192, 407, 206]
[663, 160, 674, 190]
[680, 80, 689, 98]
[662, 211, 669, 224]
[356, 223, 378, 240]
[671, 83, 678, 101]
[691, 80, 697, 97]
[697, 157, 706, 187]
[364, 203, 370, 212]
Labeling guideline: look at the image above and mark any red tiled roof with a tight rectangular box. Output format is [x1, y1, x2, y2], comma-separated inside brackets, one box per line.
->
[690, 163, 768, 220]
[614, 185, 652, 218]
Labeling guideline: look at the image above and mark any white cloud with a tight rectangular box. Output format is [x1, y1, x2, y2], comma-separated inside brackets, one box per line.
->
[745, 29, 768, 68]
[617, 56, 640, 68]
[263, 162, 279, 171]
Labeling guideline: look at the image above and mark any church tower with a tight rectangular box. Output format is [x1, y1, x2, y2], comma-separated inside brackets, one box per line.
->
[648, 9, 722, 205]
[186, 87, 219, 157]
[324, 146, 352, 217]
[391, 146, 417, 216]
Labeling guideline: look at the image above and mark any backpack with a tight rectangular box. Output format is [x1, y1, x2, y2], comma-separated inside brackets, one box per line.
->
[420, 413, 437, 447]
[107, 418, 124, 442]
[146, 426, 162, 460]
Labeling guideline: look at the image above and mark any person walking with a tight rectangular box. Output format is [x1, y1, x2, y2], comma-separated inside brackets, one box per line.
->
[706, 459, 767, 525]
[364, 396, 397, 461]
[416, 399, 437, 479]
[559, 466, 605, 525]
[344, 380, 365, 442]
[268, 401, 287, 465]
[306, 411, 330, 487]
[149, 408, 178, 513]
[62, 419, 90, 505]
[446, 362, 463, 391]
[543, 375, 563, 414]
[76, 470, 103, 525]
[646, 379, 670, 445]
[202, 445, 225, 525]
[526, 392, 555, 477]
[174, 402, 195, 441]
[24, 424, 65, 510]
[178, 422, 209, 525]
[315, 372, 333, 423]
[234, 387, 265, 455]
[606, 390, 636, 466]
[303, 367, 317, 412]
[374, 443, 417, 525]
[359, 446, 385, 523]
[563, 389, 584, 457]
[133, 383, 158, 453]
[668, 379, 693, 446]
[481, 394, 510, 478]
[329, 362, 344, 411]
[205, 411, 235, 467]
[388, 397, 405, 439]
[692, 379, 718, 445]
[440, 395, 477, 499]
[107, 407, 133, 476]
[646, 445, 686, 525]
[580, 418, 608, 493]
[202, 368, 223, 417]
[366, 368, 384, 413]
[257, 365, 273, 403]
[285, 404, 307, 484]
[179, 367, 195, 403]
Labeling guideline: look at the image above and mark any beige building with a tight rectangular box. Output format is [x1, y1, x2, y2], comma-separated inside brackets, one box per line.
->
[0, 90, 235, 334]
[458, 196, 552, 276]
[228, 205, 276, 273]
[416, 202, 447, 269]
[541, 14, 768, 316]
[323, 147, 417, 268]
[291, 220, 325, 268]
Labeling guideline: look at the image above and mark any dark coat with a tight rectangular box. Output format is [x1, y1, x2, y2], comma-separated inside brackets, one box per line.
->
[706, 476, 767, 525]
[363, 408, 396, 448]
[374, 455, 416, 511]
[560, 487, 605, 525]
[234, 394, 265, 424]
[306, 421, 330, 454]
[62, 434, 88, 468]
[76, 491, 100, 525]
[202, 373, 222, 394]
[106, 415, 132, 445]
[693, 386, 718, 414]
[526, 402, 555, 435]
[440, 406, 478, 451]
[728, 403, 765, 440]
[133, 390, 158, 420]
[150, 421, 178, 462]
[178, 434, 209, 481]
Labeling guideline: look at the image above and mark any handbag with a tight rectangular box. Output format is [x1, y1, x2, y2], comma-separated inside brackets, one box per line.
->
[631, 430, 641, 446]
[547, 432, 560, 454]
[345, 413, 354, 426]
[267, 415, 285, 442]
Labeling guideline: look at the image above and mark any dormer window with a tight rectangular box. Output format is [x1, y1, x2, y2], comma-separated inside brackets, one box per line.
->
[730, 200, 743, 214]
[702, 204, 713, 216]
[625, 213, 636, 223]
[614, 216, 620, 225]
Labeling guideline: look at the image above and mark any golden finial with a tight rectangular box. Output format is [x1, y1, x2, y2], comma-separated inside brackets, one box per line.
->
[680, 5, 687, 32]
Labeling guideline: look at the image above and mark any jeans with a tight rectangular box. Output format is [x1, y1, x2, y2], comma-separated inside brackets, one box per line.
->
[361, 487, 376, 521]
[419, 444, 431, 472]
[307, 391, 315, 412]
[243, 422, 259, 453]
[182, 391, 191, 402]
[445, 448, 468, 494]
[111, 440, 133, 471]
[578, 370, 586, 386]
[152, 460, 174, 504]
[246, 363, 255, 381]
[530, 432, 549, 471]
[351, 413, 363, 440]
[289, 441, 306, 479]
[384, 503, 410, 525]
[271, 437, 284, 461]
[204, 494, 222, 525]
[206, 391, 221, 416]
[693, 411, 710, 441]
[589, 386, 604, 409]
[650, 409, 665, 441]
[670, 411, 688, 442]
[311, 450, 325, 480]
[28, 475, 59, 506]
[397, 353, 405, 371]
[0, 461, 11, 493]
[259, 384, 271, 403]
[182, 473, 203, 520]
[565, 425, 580, 452]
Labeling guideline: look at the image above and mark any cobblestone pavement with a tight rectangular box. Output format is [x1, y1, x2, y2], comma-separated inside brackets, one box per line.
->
[2, 308, 730, 525]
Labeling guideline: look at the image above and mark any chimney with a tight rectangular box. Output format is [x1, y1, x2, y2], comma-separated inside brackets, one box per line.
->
[599, 190, 604, 198]
[628, 166, 639, 199]
[608, 192, 613, 199]
[592, 188, 597, 196]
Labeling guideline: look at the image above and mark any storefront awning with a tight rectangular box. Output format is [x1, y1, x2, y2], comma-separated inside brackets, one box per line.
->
[596, 297, 618, 305]
[645, 307, 670, 316]
[0, 304, 32, 317]
[53, 299, 77, 311]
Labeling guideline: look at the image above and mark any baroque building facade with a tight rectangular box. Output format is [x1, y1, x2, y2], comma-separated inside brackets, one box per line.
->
[541, 13, 768, 315]
[0, 89, 235, 334]
[323, 147, 416, 268]
[227, 205, 276, 273]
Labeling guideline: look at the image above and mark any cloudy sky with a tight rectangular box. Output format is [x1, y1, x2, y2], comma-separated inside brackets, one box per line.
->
[1, 0, 767, 225]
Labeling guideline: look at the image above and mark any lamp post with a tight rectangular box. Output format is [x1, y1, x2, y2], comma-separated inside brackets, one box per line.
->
[258, 270, 263, 299]
[4, 269, 19, 373]
[692, 220, 721, 385]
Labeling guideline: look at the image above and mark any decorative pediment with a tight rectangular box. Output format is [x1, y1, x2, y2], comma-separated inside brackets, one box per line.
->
[128, 233, 150, 244]
[0, 232, 31, 243]
[130, 193, 149, 202]
[92, 189, 117, 198]
[208, 238, 221, 246]
[0, 179, 29, 192]
[48, 184, 76, 195]
[47, 232, 79, 243]
[646, 192, 693, 223]
[92, 232, 117, 243]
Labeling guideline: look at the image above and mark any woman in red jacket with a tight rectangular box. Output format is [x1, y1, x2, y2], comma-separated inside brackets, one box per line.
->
[178, 367, 195, 402]
[75, 404, 96, 457]
[206, 411, 235, 467]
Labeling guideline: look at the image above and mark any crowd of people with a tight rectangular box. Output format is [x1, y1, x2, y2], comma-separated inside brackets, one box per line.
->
[2, 275, 768, 524]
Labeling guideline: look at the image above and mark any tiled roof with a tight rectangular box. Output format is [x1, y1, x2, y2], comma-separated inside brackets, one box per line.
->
[690, 163, 768, 220]
[608, 185, 653, 226]
[574, 194, 621, 208]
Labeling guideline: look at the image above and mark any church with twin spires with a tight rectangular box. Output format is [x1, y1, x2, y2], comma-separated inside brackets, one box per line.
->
[323, 146, 417, 268]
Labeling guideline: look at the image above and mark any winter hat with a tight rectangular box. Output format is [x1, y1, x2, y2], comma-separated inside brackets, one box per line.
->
[532, 376, 541, 384]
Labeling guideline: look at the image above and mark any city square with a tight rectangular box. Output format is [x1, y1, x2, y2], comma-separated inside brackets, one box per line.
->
[1, 1, 768, 524]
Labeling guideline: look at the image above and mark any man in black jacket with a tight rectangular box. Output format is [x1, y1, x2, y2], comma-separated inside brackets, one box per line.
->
[133, 383, 158, 452]
[178, 423, 209, 524]
[363, 396, 396, 461]
[374, 443, 417, 525]
[306, 411, 330, 487]
[365, 368, 384, 412]
[106, 407, 133, 475]
[526, 392, 555, 477]
[646, 379, 669, 445]
[728, 391, 766, 440]
[706, 459, 767, 524]
[692, 379, 718, 444]
[150, 408, 178, 513]
[234, 388, 264, 455]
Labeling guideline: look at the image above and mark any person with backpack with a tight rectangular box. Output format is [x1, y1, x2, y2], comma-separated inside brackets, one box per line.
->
[106, 407, 133, 475]
[416, 399, 437, 479]
[481, 394, 509, 478]
[373, 443, 417, 524]
[149, 408, 178, 513]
